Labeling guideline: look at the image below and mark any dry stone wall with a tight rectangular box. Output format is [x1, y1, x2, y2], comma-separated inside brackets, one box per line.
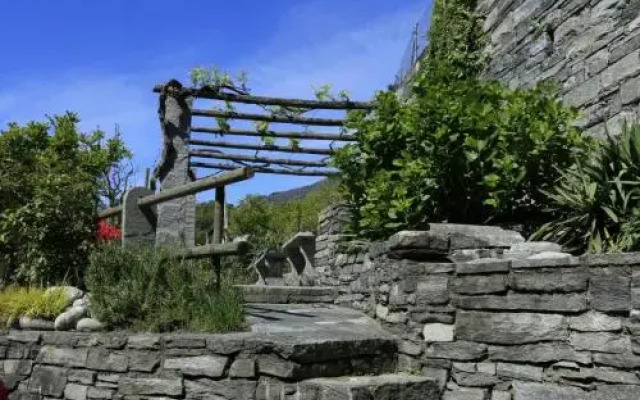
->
[480, 0, 640, 137]
[316, 221, 640, 399]
[0, 330, 398, 400]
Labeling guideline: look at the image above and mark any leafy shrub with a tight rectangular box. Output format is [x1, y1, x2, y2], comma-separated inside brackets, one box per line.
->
[0, 113, 130, 286]
[0, 286, 68, 322]
[533, 123, 640, 253]
[333, 0, 592, 239]
[86, 244, 245, 332]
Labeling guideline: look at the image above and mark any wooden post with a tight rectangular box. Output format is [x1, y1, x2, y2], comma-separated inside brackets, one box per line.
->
[211, 185, 226, 289]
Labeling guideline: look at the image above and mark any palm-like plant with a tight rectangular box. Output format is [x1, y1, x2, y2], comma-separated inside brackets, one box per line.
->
[533, 122, 640, 253]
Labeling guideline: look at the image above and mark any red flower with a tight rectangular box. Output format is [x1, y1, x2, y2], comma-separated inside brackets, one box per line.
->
[97, 220, 122, 242]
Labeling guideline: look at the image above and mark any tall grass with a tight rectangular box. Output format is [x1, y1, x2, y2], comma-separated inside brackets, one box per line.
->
[86, 244, 245, 333]
[0, 286, 69, 322]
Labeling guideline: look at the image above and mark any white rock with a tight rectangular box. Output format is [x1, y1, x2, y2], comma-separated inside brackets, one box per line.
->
[72, 295, 90, 308]
[54, 306, 87, 331]
[76, 318, 104, 332]
[423, 323, 454, 342]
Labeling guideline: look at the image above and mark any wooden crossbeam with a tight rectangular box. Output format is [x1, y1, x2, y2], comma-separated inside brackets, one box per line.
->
[191, 126, 357, 141]
[191, 109, 345, 126]
[189, 150, 330, 168]
[188, 139, 335, 156]
[153, 84, 375, 110]
[190, 161, 338, 177]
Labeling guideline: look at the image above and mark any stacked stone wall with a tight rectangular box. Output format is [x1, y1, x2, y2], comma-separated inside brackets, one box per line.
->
[0, 331, 396, 400]
[480, 0, 640, 137]
[320, 227, 640, 399]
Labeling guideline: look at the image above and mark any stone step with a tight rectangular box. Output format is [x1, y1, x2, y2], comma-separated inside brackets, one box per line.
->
[239, 285, 338, 304]
[298, 374, 440, 400]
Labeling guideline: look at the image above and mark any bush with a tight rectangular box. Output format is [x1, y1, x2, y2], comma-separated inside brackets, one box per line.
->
[533, 123, 640, 253]
[0, 286, 69, 323]
[86, 244, 245, 332]
[333, 0, 592, 239]
[0, 113, 130, 286]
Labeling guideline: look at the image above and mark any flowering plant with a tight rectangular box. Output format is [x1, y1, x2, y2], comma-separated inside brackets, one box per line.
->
[97, 220, 122, 242]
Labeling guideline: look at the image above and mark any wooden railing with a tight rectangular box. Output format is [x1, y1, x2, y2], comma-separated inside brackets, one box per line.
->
[97, 167, 254, 284]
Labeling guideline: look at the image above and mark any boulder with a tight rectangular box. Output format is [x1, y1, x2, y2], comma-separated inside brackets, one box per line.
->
[19, 316, 54, 330]
[76, 318, 104, 332]
[54, 306, 87, 331]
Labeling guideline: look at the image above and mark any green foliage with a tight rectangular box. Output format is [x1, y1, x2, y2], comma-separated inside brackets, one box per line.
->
[533, 123, 640, 254]
[0, 286, 69, 323]
[0, 113, 130, 286]
[86, 244, 245, 333]
[333, 0, 592, 239]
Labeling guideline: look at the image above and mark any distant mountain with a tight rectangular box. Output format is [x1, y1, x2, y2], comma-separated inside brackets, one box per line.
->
[259, 178, 333, 204]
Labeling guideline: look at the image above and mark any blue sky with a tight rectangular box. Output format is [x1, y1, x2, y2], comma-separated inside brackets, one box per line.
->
[0, 0, 432, 204]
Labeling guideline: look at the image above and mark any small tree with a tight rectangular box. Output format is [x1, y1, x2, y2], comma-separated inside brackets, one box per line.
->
[0, 112, 130, 286]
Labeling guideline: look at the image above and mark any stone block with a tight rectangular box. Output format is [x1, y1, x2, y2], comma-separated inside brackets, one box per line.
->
[28, 365, 67, 397]
[594, 352, 640, 369]
[416, 276, 450, 305]
[3, 360, 33, 376]
[68, 370, 95, 385]
[595, 384, 640, 400]
[121, 187, 156, 247]
[86, 349, 127, 372]
[442, 388, 486, 400]
[37, 346, 88, 368]
[64, 383, 88, 400]
[496, 362, 543, 381]
[86, 387, 113, 399]
[127, 351, 160, 372]
[126, 334, 161, 350]
[163, 355, 228, 378]
[386, 231, 449, 259]
[451, 371, 501, 387]
[118, 377, 183, 396]
[229, 358, 256, 379]
[456, 259, 511, 275]
[428, 223, 524, 248]
[569, 311, 622, 332]
[509, 270, 588, 293]
[512, 382, 588, 400]
[455, 293, 587, 312]
[570, 332, 630, 353]
[511, 256, 579, 269]
[426, 341, 488, 361]
[456, 311, 569, 344]
[620, 74, 640, 104]
[601, 49, 640, 89]
[186, 379, 257, 400]
[423, 323, 455, 342]
[453, 275, 507, 295]
[590, 276, 631, 312]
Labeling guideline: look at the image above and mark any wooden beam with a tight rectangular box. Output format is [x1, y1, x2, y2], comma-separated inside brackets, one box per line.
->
[166, 241, 250, 260]
[137, 167, 253, 208]
[153, 84, 375, 110]
[190, 161, 338, 177]
[98, 205, 123, 219]
[191, 108, 345, 126]
[191, 126, 357, 141]
[189, 150, 329, 167]
[189, 139, 335, 156]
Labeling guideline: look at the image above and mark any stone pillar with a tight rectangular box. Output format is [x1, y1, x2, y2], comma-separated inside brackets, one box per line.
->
[154, 80, 196, 248]
[121, 187, 156, 248]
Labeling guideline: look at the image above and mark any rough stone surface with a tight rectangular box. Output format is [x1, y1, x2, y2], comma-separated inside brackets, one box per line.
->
[76, 318, 104, 332]
[54, 306, 87, 331]
[456, 311, 569, 344]
[164, 355, 228, 378]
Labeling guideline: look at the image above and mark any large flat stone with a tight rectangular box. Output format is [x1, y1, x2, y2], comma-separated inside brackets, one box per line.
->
[488, 343, 591, 364]
[453, 275, 507, 295]
[509, 270, 589, 293]
[512, 381, 588, 400]
[570, 332, 630, 354]
[428, 224, 525, 248]
[118, 377, 183, 396]
[163, 355, 228, 378]
[455, 293, 587, 312]
[570, 311, 622, 332]
[456, 311, 569, 344]
[28, 366, 67, 397]
[299, 374, 440, 400]
[37, 346, 88, 367]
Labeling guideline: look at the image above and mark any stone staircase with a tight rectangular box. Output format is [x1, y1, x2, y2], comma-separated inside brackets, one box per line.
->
[237, 232, 440, 399]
